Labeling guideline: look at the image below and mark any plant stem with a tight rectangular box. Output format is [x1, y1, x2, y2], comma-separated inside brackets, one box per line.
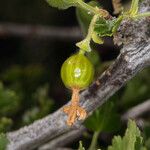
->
[77, 0, 98, 15]
[133, 12, 150, 19]
[76, 14, 99, 53]
[88, 131, 100, 150]
[86, 14, 99, 41]
[129, 0, 139, 15]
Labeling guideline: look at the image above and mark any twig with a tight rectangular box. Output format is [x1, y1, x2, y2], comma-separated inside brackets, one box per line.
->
[0, 23, 82, 40]
[39, 126, 86, 150]
[6, 0, 150, 149]
[121, 99, 150, 121]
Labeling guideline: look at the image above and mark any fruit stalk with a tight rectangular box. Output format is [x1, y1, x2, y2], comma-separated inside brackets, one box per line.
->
[63, 88, 87, 126]
[71, 88, 80, 106]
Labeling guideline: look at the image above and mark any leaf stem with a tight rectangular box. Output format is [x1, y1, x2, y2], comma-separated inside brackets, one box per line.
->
[77, 0, 98, 15]
[129, 0, 139, 16]
[88, 131, 100, 150]
[133, 12, 150, 19]
[76, 14, 99, 53]
[86, 14, 99, 41]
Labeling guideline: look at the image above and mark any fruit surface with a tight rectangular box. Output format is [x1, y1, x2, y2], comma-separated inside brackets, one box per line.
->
[61, 53, 94, 90]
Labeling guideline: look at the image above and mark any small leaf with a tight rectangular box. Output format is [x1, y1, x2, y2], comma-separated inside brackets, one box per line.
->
[46, 0, 79, 9]
[0, 133, 9, 150]
[108, 120, 146, 150]
[76, 39, 91, 52]
[94, 17, 117, 37]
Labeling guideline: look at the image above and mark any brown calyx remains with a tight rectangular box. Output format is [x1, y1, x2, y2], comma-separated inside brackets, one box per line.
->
[112, 0, 122, 14]
[63, 88, 87, 126]
[99, 9, 112, 19]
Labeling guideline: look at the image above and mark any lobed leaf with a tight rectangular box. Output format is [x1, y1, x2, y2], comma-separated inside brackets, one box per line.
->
[94, 17, 117, 37]
[108, 120, 146, 150]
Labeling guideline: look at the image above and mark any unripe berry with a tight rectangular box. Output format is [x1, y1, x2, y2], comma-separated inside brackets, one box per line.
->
[61, 52, 94, 90]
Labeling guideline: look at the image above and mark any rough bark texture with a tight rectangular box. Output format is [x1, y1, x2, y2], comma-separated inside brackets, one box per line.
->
[6, 0, 150, 149]
[39, 126, 86, 150]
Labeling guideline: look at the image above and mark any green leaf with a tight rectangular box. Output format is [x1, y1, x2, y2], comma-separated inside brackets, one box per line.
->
[0, 117, 13, 132]
[108, 120, 146, 150]
[0, 133, 9, 150]
[78, 141, 85, 150]
[76, 1, 100, 35]
[94, 18, 117, 37]
[46, 0, 79, 9]
[76, 39, 91, 52]
[0, 83, 20, 116]
[84, 100, 120, 132]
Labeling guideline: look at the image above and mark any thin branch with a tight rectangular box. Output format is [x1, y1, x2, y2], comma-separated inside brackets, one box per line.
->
[6, 0, 150, 150]
[0, 23, 82, 40]
[121, 99, 150, 121]
[39, 126, 86, 150]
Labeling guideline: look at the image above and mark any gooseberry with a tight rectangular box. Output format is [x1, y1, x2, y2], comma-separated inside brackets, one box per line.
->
[61, 52, 94, 90]
[61, 52, 94, 126]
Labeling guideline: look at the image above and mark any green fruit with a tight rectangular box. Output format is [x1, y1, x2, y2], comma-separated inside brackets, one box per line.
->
[61, 52, 94, 90]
